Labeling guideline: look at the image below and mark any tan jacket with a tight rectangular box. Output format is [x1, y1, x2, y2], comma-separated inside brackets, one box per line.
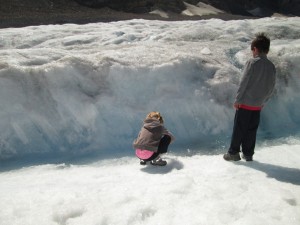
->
[133, 118, 174, 152]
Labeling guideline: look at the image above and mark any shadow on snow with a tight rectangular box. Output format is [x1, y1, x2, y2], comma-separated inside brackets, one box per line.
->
[237, 161, 300, 186]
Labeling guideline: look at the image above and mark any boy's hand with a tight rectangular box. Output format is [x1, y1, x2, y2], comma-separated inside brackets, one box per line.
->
[234, 103, 240, 109]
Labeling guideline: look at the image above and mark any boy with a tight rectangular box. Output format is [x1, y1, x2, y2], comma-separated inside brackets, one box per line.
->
[224, 33, 276, 161]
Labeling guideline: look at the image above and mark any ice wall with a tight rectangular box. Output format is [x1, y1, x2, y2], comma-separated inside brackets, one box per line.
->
[0, 18, 300, 161]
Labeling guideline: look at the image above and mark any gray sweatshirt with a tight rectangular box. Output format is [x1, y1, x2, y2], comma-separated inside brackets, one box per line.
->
[133, 118, 174, 152]
[235, 54, 276, 107]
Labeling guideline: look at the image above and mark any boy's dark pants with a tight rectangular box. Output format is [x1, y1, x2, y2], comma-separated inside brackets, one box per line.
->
[229, 108, 260, 157]
[147, 135, 171, 161]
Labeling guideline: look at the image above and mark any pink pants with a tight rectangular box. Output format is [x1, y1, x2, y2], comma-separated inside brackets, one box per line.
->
[135, 149, 155, 160]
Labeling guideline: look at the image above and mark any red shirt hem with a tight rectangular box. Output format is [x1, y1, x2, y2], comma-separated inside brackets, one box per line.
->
[239, 104, 262, 111]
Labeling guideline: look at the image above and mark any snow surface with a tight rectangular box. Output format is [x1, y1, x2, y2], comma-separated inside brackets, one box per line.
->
[1, 144, 300, 225]
[0, 16, 300, 225]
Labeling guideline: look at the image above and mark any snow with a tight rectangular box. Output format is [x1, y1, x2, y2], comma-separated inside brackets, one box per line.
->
[182, 2, 224, 16]
[0, 144, 300, 225]
[0, 17, 299, 161]
[0, 17, 300, 224]
[150, 9, 169, 18]
[147, 1, 224, 18]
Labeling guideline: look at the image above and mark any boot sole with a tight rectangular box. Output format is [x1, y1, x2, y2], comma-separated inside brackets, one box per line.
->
[150, 162, 167, 166]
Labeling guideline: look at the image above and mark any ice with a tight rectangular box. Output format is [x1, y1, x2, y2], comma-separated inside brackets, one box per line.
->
[0, 17, 300, 224]
[0, 18, 300, 161]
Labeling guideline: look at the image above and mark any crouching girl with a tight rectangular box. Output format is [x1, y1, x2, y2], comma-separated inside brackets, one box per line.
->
[133, 112, 175, 166]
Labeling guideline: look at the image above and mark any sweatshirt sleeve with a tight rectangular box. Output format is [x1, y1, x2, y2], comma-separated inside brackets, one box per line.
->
[235, 60, 253, 105]
[162, 127, 175, 142]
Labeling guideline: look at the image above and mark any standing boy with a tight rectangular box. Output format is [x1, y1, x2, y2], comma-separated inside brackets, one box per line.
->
[224, 33, 276, 161]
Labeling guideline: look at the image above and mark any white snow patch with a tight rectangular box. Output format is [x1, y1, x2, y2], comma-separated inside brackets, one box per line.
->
[150, 9, 169, 18]
[182, 2, 224, 16]
[0, 146, 300, 225]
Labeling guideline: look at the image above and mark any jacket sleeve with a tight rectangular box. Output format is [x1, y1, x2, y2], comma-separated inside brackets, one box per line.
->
[235, 60, 253, 105]
[162, 127, 175, 143]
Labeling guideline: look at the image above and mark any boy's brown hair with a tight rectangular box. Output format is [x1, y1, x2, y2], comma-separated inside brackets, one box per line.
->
[251, 33, 271, 54]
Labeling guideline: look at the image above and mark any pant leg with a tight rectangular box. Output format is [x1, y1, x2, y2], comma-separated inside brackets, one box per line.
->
[145, 135, 171, 161]
[229, 109, 252, 154]
[157, 135, 171, 154]
[242, 110, 260, 156]
[147, 152, 160, 161]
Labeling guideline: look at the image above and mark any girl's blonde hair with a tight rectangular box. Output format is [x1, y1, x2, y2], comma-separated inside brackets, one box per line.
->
[146, 111, 164, 123]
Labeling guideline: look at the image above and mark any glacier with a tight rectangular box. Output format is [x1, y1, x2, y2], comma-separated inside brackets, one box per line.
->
[0, 17, 300, 163]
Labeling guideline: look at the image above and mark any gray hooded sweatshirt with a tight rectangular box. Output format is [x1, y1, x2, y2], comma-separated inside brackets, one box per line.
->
[235, 54, 276, 107]
[133, 118, 174, 152]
